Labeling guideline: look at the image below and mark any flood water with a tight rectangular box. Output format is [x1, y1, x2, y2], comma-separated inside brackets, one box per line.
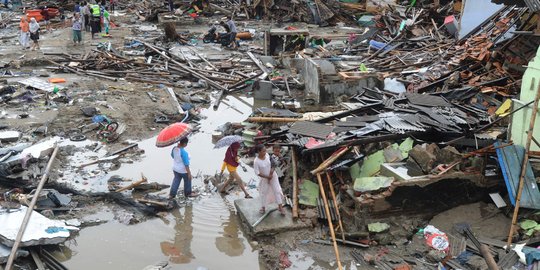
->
[57, 95, 266, 269]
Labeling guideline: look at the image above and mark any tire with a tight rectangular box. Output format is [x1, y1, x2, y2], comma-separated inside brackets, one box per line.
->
[106, 122, 119, 132]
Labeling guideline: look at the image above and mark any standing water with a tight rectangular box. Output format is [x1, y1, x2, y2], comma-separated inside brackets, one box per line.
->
[58, 95, 265, 269]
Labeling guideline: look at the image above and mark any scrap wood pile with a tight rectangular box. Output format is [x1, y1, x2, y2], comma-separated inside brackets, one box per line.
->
[0, 12, 15, 29]
[330, 2, 526, 96]
[215, 2, 540, 269]
[49, 40, 262, 92]
[211, 0, 358, 25]
[124, 0, 166, 22]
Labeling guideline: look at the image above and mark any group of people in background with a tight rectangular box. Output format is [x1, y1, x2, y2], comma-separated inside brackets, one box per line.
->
[18, 1, 114, 50]
[74, 1, 112, 40]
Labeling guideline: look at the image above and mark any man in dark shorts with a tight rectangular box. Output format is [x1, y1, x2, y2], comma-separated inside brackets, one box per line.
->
[40, 6, 51, 32]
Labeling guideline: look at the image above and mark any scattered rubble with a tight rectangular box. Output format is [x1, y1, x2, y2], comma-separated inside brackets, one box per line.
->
[3, 0, 540, 269]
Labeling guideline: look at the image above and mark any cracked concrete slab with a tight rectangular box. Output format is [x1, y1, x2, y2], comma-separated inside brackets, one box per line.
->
[234, 199, 311, 237]
[0, 205, 78, 247]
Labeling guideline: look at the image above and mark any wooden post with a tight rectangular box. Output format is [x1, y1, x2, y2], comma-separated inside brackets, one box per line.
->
[316, 173, 343, 270]
[5, 146, 59, 270]
[324, 170, 345, 242]
[291, 148, 299, 218]
[507, 84, 540, 248]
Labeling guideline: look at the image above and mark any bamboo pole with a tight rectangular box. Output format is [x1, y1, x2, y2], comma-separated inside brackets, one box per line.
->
[507, 84, 540, 248]
[311, 147, 349, 175]
[5, 145, 59, 270]
[324, 169, 345, 242]
[291, 148, 299, 218]
[316, 173, 343, 270]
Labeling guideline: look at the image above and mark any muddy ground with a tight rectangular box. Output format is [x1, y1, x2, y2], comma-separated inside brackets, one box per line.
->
[0, 8, 514, 270]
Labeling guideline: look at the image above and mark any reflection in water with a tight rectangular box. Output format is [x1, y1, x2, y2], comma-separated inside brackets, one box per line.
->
[215, 211, 245, 257]
[160, 206, 195, 264]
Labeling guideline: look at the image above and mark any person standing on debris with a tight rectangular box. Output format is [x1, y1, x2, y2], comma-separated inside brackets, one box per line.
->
[19, 16, 30, 50]
[72, 12, 83, 45]
[103, 9, 110, 35]
[109, 0, 115, 12]
[74, 2, 81, 13]
[254, 144, 285, 216]
[270, 145, 286, 182]
[90, 2, 100, 39]
[219, 142, 252, 198]
[82, 2, 91, 32]
[40, 6, 51, 32]
[29, 17, 40, 51]
[169, 137, 198, 199]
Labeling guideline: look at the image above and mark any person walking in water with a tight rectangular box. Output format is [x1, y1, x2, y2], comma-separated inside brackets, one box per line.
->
[253, 144, 285, 215]
[219, 142, 252, 198]
[169, 137, 198, 199]
[29, 18, 40, 51]
[19, 16, 30, 50]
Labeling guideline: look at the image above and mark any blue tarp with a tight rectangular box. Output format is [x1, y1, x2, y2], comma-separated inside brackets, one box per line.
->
[495, 141, 540, 209]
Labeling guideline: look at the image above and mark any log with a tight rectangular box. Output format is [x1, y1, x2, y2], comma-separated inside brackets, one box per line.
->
[115, 174, 148, 192]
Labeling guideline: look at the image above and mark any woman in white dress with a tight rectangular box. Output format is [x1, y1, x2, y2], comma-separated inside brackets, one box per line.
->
[253, 144, 285, 216]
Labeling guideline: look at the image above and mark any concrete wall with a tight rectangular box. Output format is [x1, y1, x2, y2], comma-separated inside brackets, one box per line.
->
[320, 76, 382, 104]
[303, 58, 321, 103]
[510, 46, 540, 151]
[300, 57, 382, 104]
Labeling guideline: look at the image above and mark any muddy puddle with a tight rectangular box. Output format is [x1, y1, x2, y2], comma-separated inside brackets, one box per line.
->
[54, 95, 263, 269]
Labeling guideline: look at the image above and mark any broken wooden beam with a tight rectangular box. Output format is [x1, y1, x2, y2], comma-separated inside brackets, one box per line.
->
[115, 174, 148, 192]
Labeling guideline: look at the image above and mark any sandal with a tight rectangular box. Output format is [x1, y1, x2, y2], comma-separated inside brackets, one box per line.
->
[279, 208, 286, 216]
[259, 208, 265, 214]
[245, 194, 253, 199]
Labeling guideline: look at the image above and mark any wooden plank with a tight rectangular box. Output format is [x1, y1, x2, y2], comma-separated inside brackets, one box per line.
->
[166, 87, 185, 114]
[495, 142, 540, 209]
[30, 249, 46, 270]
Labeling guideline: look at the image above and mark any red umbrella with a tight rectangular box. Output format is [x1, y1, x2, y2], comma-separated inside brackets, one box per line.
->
[155, 123, 192, 148]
